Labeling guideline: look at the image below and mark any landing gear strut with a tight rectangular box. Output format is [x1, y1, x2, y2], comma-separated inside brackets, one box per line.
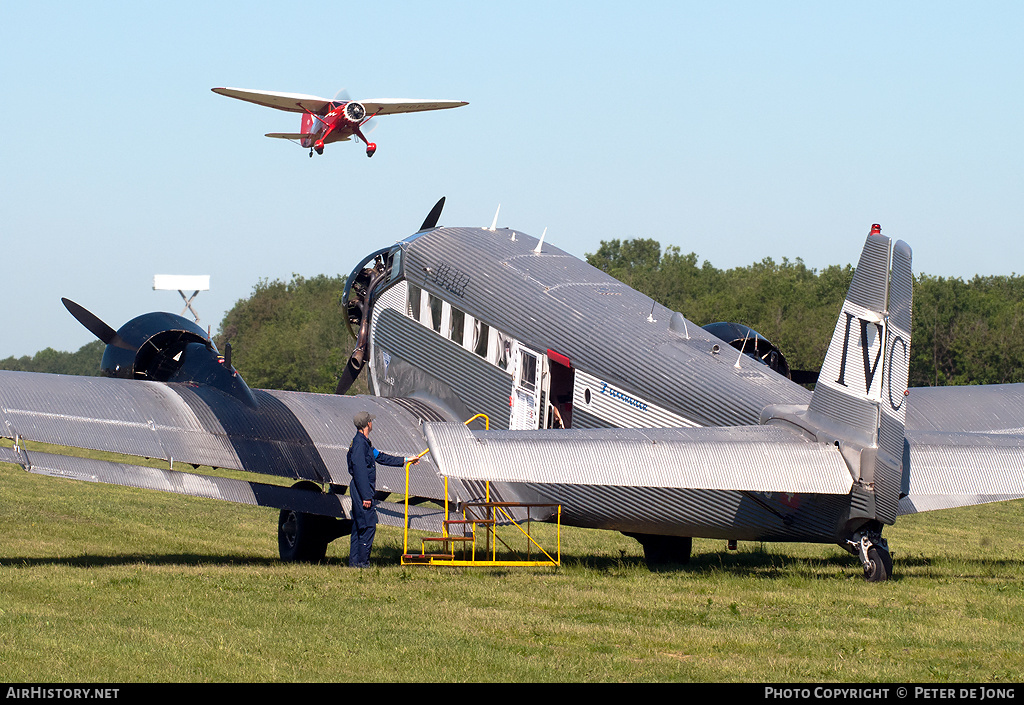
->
[277, 481, 353, 562]
[624, 532, 692, 571]
[846, 530, 893, 582]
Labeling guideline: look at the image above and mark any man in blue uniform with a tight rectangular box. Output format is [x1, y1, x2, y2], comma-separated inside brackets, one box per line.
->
[347, 411, 418, 567]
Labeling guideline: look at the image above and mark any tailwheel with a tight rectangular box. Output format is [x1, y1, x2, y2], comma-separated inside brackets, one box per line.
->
[366, 142, 377, 158]
[849, 530, 893, 582]
[864, 545, 893, 583]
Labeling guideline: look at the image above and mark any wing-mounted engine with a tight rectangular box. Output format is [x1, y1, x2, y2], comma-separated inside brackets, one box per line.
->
[701, 321, 818, 385]
[62, 298, 257, 407]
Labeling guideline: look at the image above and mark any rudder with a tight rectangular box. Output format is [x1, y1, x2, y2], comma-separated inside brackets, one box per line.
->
[806, 226, 913, 523]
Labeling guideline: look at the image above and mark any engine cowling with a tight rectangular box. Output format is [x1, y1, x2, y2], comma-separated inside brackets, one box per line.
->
[100, 311, 209, 380]
[100, 312, 256, 406]
[702, 321, 793, 378]
[343, 101, 366, 123]
[62, 299, 257, 407]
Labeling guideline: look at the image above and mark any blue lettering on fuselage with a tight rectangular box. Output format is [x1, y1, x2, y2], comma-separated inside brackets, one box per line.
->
[598, 382, 648, 411]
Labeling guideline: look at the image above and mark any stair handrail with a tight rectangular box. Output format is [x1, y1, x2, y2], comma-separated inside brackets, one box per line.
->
[403, 413, 490, 559]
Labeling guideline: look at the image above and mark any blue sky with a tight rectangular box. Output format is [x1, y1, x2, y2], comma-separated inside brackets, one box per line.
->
[1, 2, 1022, 358]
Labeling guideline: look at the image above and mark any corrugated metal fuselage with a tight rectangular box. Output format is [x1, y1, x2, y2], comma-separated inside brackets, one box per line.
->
[359, 226, 864, 544]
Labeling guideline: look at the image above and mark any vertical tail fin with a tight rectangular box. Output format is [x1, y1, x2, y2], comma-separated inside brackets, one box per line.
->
[806, 226, 913, 522]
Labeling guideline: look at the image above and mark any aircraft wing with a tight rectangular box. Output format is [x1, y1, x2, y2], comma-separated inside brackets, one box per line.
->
[424, 423, 854, 494]
[423, 422, 858, 541]
[907, 384, 1024, 434]
[265, 132, 351, 142]
[424, 421, 1024, 538]
[900, 429, 1024, 514]
[358, 99, 468, 116]
[211, 87, 334, 114]
[0, 370, 448, 512]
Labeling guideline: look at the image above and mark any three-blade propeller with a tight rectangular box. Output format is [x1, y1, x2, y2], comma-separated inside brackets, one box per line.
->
[335, 197, 446, 395]
[61, 298, 133, 350]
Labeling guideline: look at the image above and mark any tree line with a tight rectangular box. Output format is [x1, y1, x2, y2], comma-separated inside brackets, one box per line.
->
[586, 238, 1024, 387]
[5, 240, 1023, 390]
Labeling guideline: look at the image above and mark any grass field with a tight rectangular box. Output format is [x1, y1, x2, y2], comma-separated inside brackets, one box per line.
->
[2, 459, 1024, 683]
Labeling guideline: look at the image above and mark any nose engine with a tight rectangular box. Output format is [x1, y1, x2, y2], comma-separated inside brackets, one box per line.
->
[343, 101, 366, 123]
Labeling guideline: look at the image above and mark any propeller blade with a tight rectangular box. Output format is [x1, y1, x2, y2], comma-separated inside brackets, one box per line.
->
[419, 196, 445, 231]
[61, 298, 123, 347]
[334, 351, 364, 395]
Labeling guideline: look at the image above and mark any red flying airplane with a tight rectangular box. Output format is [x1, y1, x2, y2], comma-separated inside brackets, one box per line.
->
[212, 87, 468, 157]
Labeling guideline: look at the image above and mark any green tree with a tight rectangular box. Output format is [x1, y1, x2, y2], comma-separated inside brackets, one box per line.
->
[0, 340, 104, 376]
[216, 274, 365, 394]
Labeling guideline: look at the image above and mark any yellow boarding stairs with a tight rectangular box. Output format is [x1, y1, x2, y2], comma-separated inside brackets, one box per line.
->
[401, 414, 561, 567]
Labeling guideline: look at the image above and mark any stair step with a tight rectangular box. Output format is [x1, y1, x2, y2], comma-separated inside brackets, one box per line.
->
[403, 553, 455, 562]
[423, 536, 474, 543]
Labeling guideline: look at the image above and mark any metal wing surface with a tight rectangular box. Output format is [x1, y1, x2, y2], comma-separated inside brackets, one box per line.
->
[907, 384, 1024, 434]
[424, 423, 852, 493]
[902, 430, 1024, 514]
[0, 370, 446, 501]
[211, 87, 334, 114]
[358, 99, 468, 116]
[423, 423, 855, 542]
[900, 384, 1024, 513]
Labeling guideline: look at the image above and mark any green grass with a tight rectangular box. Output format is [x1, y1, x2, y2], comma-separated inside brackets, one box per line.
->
[2, 459, 1024, 682]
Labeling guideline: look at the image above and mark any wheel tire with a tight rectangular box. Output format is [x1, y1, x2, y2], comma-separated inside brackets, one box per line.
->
[278, 509, 329, 563]
[863, 545, 893, 582]
[625, 533, 692, 570]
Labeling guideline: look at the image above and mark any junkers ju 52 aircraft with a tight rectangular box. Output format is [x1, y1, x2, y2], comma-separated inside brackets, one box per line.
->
[3, 199, 1024, 581]
[212, 87, 468, 157]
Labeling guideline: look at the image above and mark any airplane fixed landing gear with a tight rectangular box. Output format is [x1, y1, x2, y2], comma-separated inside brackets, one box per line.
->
[277, 481, 352, 562]
[623, 532, 692, 571]
[365, 142, 377, 158]
[846, 529, 893, 582]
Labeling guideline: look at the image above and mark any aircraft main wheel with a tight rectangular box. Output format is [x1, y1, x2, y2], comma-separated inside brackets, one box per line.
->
[863, 545, 893, 582]
[278, 509, 330, 563]
[625, 533, 692, 570]
[366, 143, 377, 158]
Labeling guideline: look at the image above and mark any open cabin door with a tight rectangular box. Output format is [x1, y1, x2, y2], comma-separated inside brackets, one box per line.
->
[509, 344, 545, 430]
[545, 349, 574, 429]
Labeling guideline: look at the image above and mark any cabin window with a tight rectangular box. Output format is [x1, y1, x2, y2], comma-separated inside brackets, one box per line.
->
[448, 307, 465, 344]
[519, 350, 538, 392]
[473, 320, 490, 358]
[495, 331, 512, 370]
[428, 293, 443, 333]
[407, 284, 421, 320]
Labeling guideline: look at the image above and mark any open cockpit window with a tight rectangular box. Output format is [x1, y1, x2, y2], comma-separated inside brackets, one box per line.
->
[385, 247, 403, 284]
